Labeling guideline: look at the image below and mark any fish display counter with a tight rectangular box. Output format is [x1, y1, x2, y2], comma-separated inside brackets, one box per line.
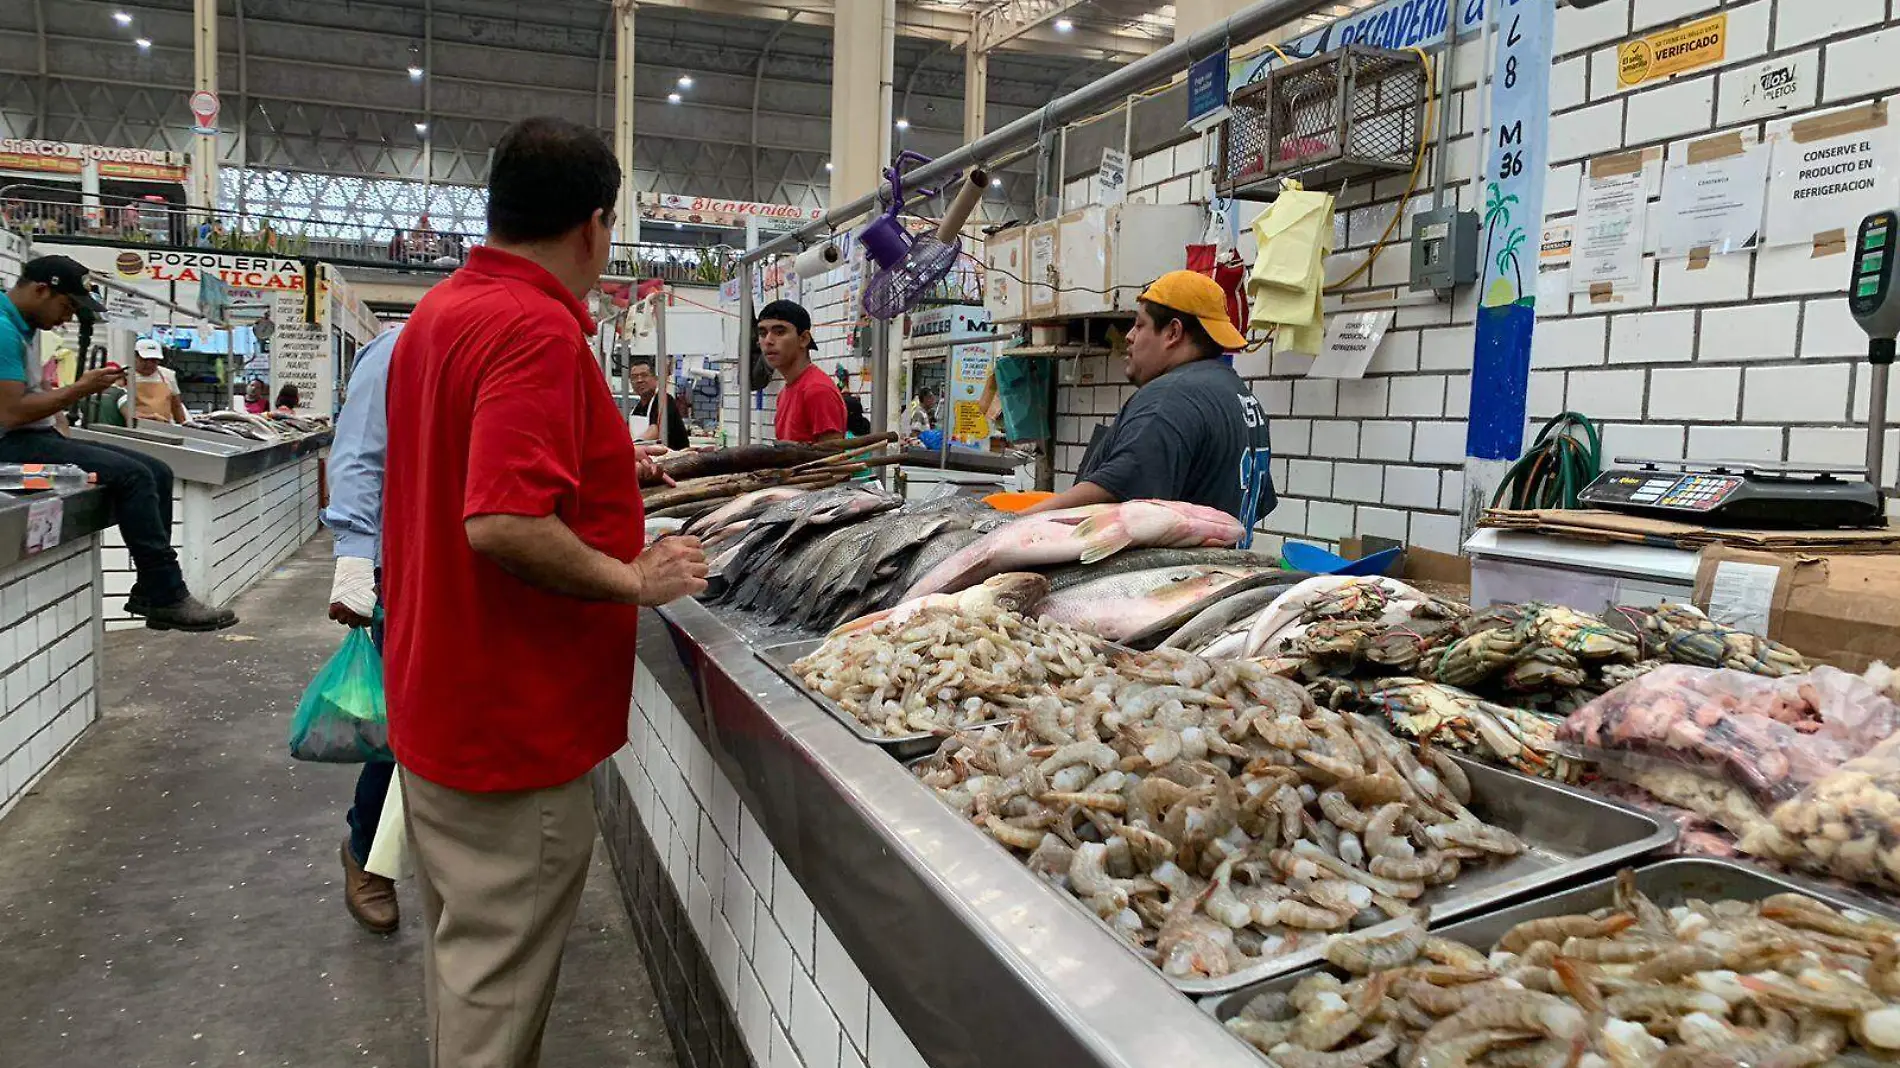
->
[596, 596, 1268, 1068]
[0, 486, 113, 817]
[67, 423, 332, 630]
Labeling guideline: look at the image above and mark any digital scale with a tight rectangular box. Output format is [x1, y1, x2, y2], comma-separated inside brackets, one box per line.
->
[1576, 209, 1900, 531]
[1579, 459, 1883, 528]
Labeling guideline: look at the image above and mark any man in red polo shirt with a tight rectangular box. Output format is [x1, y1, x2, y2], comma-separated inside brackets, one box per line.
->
[757, 299, 847, 442]
[383, 116, 706, 1067]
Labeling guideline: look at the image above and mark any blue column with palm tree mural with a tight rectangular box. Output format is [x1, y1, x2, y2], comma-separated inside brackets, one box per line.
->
[1467, 0, 1556, 466]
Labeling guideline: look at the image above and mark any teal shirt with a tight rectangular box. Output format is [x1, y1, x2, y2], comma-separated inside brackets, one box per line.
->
[0, 296, 55, 436]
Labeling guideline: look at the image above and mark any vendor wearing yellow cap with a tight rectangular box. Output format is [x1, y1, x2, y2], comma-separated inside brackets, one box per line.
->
[1025, 271, 1276, 527]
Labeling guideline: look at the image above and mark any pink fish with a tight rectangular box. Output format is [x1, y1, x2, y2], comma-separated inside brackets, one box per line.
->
[901, 500, 1244, 600]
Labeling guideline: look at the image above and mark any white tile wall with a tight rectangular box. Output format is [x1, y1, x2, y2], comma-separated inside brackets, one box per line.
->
[0, 536, 102, 818]
[616, 667, 931, 1068]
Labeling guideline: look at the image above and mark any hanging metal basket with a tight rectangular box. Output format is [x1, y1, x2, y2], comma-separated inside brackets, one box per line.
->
[1216, 44, 1427, 197]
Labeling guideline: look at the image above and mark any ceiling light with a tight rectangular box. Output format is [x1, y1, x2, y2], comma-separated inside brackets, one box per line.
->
[408, 65, 425, 80]
[895, 117, 910, 130]
[414, 121, 428, 134]
[990, 177, 1002, 188]
[134, 37, 152, 50]
[1054, 17, 1074, 31]
[824, 161, 834, 171]
[677, 75, 694, 88]
[113, 11, 133, 25]
[667, 92, 682, 104]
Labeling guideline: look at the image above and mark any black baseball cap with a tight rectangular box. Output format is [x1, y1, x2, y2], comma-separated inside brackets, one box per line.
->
[20, 255, 107, 315]
[755, 299, 812, 337]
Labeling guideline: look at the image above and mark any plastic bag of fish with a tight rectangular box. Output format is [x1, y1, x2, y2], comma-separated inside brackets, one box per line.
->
[909, 645, 1527, 983]
[1223, 868, 1900, 1068]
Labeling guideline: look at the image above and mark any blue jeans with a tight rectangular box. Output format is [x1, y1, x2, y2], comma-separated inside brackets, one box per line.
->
[346, 613, 391, 866]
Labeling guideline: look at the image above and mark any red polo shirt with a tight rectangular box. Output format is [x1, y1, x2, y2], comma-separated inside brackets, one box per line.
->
[383, 246, 645, 792]
[774, 363, 847, 442]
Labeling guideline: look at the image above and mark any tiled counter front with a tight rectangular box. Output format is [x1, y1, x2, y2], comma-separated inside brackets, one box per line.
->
[595, 665, 925, 1068]
[101, 454, 325, 630]
[0, 536, 102, 816]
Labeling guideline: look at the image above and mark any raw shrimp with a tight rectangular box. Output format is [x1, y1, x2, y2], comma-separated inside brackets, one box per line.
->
[1496, 913, 1636, 954]
[1265, 1032, 1399, 1068]
[1325, 908, 1431, 974]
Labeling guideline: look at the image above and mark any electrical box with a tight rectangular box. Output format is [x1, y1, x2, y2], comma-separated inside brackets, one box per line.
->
[982, 229, 1026, 322]
[1409, 206, 1480, 292]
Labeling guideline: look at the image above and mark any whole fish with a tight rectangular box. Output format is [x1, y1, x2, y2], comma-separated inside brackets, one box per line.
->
[1119, 571, 1307, 650]
[888, 527, 984, 609]
[1160, 579, 1305, 651]
[809, 510, 966, 627]
[833, 572, 1052, 637]
[745, 522, 864, 616]
[1040, 547, 1279, 593]
[901, 500, 1244, 601]
[713, 486, 897, 603]
[1033, 565, 1263, 642]
[684, 485, 809, 538]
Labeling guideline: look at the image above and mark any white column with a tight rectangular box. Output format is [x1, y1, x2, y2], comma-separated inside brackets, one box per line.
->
[192, 0, 218, 211]
[829, 0, 893, 205]
[613, 0, 641, 245]
[963, 46, 988, 143]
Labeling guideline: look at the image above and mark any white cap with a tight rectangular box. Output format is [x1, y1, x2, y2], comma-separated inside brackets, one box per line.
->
[134, 338, 165, 362]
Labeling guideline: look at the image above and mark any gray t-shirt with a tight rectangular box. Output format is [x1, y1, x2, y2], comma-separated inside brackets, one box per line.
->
[1076, 357, 1277, 524]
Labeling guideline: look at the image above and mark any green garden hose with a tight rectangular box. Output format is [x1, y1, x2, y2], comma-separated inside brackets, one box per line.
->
[1489, 412, 1603, 511]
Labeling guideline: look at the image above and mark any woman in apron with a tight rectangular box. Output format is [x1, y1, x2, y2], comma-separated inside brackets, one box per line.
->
[122, 338, 188, 424]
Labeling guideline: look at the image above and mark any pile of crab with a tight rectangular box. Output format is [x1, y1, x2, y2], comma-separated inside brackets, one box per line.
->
[1224, 869, 1900, 1068]
[910, 643, 1527, 983]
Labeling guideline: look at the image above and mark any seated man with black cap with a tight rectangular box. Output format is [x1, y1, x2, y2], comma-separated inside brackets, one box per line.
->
[0, 255, 236, 631]
[755, 299, 847, 444]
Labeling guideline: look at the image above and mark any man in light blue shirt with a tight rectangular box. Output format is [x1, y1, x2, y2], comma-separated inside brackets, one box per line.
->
[321, 324, 400, 933]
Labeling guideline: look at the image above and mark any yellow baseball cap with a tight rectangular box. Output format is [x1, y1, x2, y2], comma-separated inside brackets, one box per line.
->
[1139, 270, 1247, 352]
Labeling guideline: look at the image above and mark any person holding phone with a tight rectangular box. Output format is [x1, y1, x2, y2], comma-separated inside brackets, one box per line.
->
[0, 256, 235, 630]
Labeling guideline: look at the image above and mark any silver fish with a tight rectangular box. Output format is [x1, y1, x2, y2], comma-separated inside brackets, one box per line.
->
[1159, 579, 1308, 652]
[684, 486, 809, 538]
[1033, 565, 1264, 643]
[1041, 547, 1280, 593]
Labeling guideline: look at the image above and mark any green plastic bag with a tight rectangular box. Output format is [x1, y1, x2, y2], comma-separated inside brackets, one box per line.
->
[288, 626, 390, 763]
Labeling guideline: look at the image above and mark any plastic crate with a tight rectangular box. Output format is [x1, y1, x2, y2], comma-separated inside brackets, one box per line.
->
[1217, 44, 1427, 197]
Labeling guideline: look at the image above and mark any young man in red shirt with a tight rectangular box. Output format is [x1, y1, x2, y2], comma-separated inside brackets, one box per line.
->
[756, 299, 847, 442]
[382, 116, 707, 1067]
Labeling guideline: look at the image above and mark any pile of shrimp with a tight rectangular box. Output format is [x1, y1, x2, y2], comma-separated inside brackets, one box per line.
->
[793, 603, 1110, 736]
[1226, 868, 1900, 1068]
[910, 645, 1526, 982]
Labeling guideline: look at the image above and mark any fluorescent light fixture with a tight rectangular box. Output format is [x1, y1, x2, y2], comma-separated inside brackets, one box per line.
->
[408, 65, 425, 80]
[990, 177, 1002, 188]
[134, 37, 152, 49]
[895, 117, 910, 130]
[824, 161, 834, 171]
[113, 11, 133, 25]
[667, 92, 682, 104]
[1054, 17, 1074, 31]
[677, 75, 694, 88]
[414, 121, 428, 133]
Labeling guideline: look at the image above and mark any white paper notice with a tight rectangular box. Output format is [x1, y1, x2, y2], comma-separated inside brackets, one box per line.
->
[1705, 560, 1782, 637]
[1305, 310, 1395, 379]
[1657, 139, 1770, 259]
[24, 496, 62, 556]
[1537, 223, 1573, 310]
[1764, 105, 1898, 249]
[1572, 169, 1648, 293]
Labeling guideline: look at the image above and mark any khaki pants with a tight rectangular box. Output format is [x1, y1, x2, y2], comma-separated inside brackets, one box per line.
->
[402, 769, 595, 1068]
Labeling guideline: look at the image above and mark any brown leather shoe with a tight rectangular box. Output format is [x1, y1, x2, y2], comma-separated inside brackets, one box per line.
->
[341, 840, 399, 934]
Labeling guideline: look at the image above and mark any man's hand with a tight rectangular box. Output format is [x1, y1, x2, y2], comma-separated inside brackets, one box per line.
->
[627, 535, 707, 606]
[73, 366, 126, 397]
[635, 443, 674, 487]
[328, 555, 376, 627]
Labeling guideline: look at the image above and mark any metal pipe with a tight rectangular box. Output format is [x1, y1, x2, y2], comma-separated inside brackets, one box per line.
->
[736, 260, 756, 445]
[869, 321, 890, 437]
[1428, 16, 1455, 213]
[738, 0, 1345, 265]
[655, 295, 671, 449]
[1473, 0, 1496, 190]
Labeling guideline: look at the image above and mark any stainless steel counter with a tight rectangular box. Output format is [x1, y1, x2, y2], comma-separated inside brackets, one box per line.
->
[639, 598, 1263, 1068]
[0, 486, 113, 570]
[69, 425, 333, 485]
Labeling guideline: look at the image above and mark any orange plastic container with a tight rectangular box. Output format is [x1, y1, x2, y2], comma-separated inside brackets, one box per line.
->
[982, 491, 1055, 513]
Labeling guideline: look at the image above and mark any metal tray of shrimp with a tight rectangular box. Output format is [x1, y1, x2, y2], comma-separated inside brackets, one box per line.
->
[904, 745, 1680, 998]
[1201, 856, 1900, 1026]
[754, 640, 1004, 761]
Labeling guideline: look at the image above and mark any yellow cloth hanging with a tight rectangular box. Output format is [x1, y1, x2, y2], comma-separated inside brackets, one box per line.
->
[1247, 180, 1335, 354]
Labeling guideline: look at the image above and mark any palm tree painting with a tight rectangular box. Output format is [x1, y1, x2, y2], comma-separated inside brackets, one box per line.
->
[1495, 228, 1528, 303]
[1480, 181, 1521, 308]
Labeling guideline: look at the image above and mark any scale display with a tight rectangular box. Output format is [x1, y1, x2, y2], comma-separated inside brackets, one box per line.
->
[1578, 461, 1883, 529]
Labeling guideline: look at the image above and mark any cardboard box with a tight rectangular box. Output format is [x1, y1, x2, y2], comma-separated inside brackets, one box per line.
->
[1693, 546, 1900, 672]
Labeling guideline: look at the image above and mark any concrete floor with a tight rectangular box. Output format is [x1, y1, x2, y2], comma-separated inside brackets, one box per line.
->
[0, 535, 677, 1068]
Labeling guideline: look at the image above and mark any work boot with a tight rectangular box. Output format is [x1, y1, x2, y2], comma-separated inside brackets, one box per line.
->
[341, 840, 399, 934]
[142, 594, 239, 632]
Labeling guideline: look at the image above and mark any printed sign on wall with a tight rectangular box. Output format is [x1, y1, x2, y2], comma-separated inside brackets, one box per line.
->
[1763, 102, 1898, 253]
[1617, 13, 1726, 90]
